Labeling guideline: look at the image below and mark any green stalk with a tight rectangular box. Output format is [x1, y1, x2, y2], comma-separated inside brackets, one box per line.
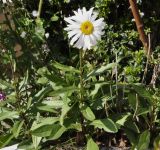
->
[37, 0, 43, 18]
[77, 49, 86, 145]
[79, 49, 84, 102]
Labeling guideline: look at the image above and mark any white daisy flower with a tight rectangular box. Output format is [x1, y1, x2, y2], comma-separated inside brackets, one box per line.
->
[45, 32, 50, 38]
[20, 31, 26, 38]
[32, 10, 38, 17]
[64, 7, 105, 50]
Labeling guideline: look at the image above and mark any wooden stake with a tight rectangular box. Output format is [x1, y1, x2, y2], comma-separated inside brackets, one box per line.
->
[129, 0, 149, 54]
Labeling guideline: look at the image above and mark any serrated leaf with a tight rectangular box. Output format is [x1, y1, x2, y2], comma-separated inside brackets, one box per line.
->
[19, 70, 29, 91]
[43, 100, 63, 109]
[0, 79, 14, 89]
[0, 111, 19, 121]
[0, 134, 14, 148]
[12, 121, 24, 138]
[81, 105, 95, 121]
[60, 98, 72, 125]
[33, 86, 53, 102]
[87, 138, 99, 150]
[32, 135, 42, 149]
[90, 119, 118, 133]
[52, 61, 80, 73]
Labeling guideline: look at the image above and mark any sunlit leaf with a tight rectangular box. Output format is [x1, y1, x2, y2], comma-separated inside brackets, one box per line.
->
[90, 119, 118, 133]
[87, 137, 99, 150]
[80, 105, 95, 121]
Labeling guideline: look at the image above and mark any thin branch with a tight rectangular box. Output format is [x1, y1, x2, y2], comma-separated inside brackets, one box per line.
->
[37, 0, 43, 18]
[129, 0, 150, 54]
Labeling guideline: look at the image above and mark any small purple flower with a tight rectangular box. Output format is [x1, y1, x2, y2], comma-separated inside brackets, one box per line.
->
[0, 91, 6, 101]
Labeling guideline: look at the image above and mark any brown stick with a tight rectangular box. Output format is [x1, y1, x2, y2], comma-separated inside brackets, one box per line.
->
[129, 0, 149, 54]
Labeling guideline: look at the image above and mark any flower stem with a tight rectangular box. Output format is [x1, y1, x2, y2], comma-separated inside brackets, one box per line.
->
[37, 0, 43, 18]
[77, 49, 86, 146]
[79, 49, 84, 102]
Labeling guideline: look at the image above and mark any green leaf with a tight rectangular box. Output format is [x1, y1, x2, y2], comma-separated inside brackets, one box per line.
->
[116, 114, 131, 126]
[33, 86, 53, 102]
[86, 63, 116, 79]
[37, 77, 48, 84]
[31, 117, 59, 131]
[132, 84, 153, 102]
[124, 128, 137, 146]
[90, 119, 118, 133]
[36, 104, 57, 113]
[19, 70, 29, 91]
[128, 93, 136, 110]
[32, 135, 42, 149]
[80, 105, 95, 121]
[48, 124, 66, 140]
[52, 61, 80, 73]
[51, 15, 59, 21]
[60, 98, 72, 125]
[137, 130, 150, 150]
[154, 135, 160, 150]
[31, 117, 59, 137]
[90, 82, 109, 97]
[87, 137, 99, 150]
[0, 111, 19, 121]
[37, 67, 50, 76]
[12, 120, 24, 138]
[0, 79, 14, 89]
[31, 124, 53, 137]
[67, 123, 82, 131]
[18, 140, 34, 150]
[43, 100, 63, 109]
[136, 108, 149, 116]
[0, 134, 14, 148]
[63, 118, 82, 132]
[124, 120, 140, 133]
[35, 19, 45, 40]
[48, 86, 79, 96]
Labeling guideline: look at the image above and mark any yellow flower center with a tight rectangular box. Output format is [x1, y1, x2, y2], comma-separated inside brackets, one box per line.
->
[80, 21, 94, 35]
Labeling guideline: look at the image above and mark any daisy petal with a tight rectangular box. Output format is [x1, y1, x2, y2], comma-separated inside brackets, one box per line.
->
[74, 34, 84, 49]
[70, 32, 81, 45]
[88, 7, 94, 21]
[68, 30, 81, 39]
[93, 18, 104, 27]
[91, 12, 98, 22]
[90, 34, 97, 46]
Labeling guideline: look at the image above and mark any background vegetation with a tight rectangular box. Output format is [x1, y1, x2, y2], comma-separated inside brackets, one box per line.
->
[0, 0, 160, 149]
